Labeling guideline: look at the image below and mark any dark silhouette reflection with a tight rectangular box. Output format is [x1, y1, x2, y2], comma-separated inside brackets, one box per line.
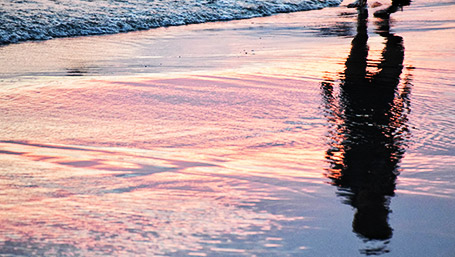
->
[321, 6, 412, 255]
[374, 0, 411, 18]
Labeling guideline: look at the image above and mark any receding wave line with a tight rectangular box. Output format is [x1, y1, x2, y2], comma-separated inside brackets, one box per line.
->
[0, 0, 342, 45]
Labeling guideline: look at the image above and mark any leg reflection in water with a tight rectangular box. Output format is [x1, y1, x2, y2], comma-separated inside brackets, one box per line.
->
[321, 6, 412, 255]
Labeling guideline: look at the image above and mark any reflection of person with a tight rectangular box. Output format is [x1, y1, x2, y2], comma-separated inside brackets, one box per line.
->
[347, 0, 411, 18]
[321, 6, 412, 256]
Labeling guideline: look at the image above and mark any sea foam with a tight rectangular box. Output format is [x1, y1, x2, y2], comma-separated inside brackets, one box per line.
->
[0, 0, 342, 45]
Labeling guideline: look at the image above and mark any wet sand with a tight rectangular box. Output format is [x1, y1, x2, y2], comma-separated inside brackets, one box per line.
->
[0, 0, 454, 256]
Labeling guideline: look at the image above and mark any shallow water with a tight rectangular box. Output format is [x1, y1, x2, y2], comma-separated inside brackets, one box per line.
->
[0, 0, 454, 256]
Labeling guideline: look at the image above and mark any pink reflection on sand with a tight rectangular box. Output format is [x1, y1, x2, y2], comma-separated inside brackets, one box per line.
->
[0, 136, 315, 255]
[0, 67, 330, 255]
[0, 73, 327, 151]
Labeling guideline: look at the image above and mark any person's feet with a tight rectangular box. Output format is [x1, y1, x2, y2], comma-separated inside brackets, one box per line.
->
[373, 5, 399, 18]
[347, 0, 367, 8]
[373, 9, 390, 18]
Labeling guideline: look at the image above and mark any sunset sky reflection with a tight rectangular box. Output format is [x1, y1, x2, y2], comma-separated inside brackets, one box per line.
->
[1, 0, 454, 256]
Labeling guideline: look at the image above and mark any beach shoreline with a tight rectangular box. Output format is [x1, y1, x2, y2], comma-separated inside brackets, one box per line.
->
[0, 0, 454, 256]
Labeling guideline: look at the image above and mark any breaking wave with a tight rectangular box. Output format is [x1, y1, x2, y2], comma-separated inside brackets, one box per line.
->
[0, 0, 342, 45]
